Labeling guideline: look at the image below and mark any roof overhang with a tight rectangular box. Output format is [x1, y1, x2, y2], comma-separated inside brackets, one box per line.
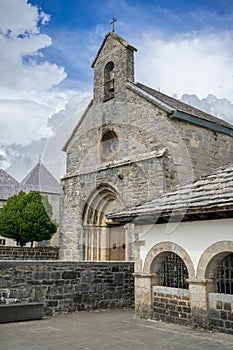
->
[170, 110, 233, 137]
[107, 204, 233, 225]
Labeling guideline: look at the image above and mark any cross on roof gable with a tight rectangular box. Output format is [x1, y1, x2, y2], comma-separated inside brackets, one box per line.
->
[91, 31, 137, 68]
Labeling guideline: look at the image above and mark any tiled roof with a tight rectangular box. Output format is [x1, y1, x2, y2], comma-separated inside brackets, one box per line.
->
[135, 82, 233, 131]
[21, 161, 61, 195]
[108, 164, 233, 222]
[0, 169, 22, 200]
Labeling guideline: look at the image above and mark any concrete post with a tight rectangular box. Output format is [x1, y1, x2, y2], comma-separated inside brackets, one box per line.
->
[187, 278, 215, 325]
[134, 272, 159, 318]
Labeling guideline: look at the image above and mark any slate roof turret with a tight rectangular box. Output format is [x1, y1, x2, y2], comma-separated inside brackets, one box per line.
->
[21, 161, 61, 195]
[0, 169, 22, 200]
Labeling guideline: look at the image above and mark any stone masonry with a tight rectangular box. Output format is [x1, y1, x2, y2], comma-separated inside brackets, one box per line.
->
[0, 247, 59, 260]
[0, 261, 134, 315]
[60, 32, 233, 261]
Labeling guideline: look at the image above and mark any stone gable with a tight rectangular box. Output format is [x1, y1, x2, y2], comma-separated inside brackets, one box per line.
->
[60, 32, 233, 261]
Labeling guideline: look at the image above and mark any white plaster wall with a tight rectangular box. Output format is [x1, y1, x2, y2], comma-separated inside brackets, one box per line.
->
[138, 218, 233, 275]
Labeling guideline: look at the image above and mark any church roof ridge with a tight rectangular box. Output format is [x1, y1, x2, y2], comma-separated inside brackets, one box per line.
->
[21, 161, 61, 195]
[91, 31, 137, 68]
[131, 82, 233, 133]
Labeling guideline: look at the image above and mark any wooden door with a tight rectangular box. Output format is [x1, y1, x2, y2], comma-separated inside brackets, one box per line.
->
[109, 226, 126, 261]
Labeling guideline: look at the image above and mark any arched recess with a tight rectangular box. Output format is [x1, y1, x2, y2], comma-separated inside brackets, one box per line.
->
[143, 241, 195, 279]
[83, 184, 126, 261]
[104, 61, 115, 101]
[197, 241, 233, 280]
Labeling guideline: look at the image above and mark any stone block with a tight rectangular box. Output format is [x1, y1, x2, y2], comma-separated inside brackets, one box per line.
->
[0, 303, 44, 323]
[224, 302, 232, 311]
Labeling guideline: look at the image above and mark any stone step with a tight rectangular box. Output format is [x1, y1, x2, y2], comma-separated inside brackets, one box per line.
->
[0, 303, 45, 323]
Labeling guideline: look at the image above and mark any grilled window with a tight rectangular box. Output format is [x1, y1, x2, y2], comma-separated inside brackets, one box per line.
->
[159, 252, 188, 289]
[0, 239, 6, 246]
[213, 253, 233, 294]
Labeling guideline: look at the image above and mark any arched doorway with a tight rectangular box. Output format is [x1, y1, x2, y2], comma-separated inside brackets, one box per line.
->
[82, 185, 126, 261]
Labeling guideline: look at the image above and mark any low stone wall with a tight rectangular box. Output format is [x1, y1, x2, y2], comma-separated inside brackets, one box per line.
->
[152, 286, 191, 325]
[209, 293, 233, 334]
[151, 287, 233, 334]
[0, 247, 59, 260]
[0, 261, 134, 315]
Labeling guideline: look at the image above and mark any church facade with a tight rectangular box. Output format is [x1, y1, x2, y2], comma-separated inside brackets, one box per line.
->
[60, 32, 233, 262]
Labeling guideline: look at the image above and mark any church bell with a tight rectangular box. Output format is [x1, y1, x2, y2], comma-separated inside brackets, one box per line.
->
[108, 71, 115, 93]
[108, 79, 115, 92]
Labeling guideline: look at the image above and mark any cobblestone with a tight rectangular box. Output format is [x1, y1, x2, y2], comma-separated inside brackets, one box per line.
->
[1, 310, 233, 350]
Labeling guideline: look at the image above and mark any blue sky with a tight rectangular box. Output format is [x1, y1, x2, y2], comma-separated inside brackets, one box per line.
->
[0, 0, 233, 179]
[28, 0, 233, 90]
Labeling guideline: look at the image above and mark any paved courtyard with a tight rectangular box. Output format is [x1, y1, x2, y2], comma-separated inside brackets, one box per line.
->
[0, 309, 233, 350]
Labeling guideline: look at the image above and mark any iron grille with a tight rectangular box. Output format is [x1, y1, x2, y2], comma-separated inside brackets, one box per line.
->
[159, 252, 188, 289]
[213, 253, 233, 294]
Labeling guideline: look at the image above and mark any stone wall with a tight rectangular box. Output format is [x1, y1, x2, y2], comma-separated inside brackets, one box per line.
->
[150, 287, 233, 334]
[0, 261, 134, 315]
[61, 87, 233, 261]
[0, 247, 59, 260]
[209, 293, 233, 334]
[152, 286, 191, 326]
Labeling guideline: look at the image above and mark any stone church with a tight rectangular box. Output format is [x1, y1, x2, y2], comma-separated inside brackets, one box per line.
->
[60, 31, 233, 262]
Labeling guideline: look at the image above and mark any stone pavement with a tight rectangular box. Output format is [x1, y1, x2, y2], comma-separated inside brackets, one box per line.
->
[0, 310, 233, 350]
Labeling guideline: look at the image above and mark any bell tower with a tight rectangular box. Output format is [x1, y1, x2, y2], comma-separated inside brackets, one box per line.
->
[91, 32, 137, 103]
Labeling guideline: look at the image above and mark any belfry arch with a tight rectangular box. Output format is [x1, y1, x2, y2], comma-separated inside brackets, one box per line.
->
[82, 185, 126, 261]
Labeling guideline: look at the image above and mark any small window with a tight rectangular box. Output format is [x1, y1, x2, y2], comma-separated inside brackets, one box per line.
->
[100, 130, 119, 161]
[104, 61, 115, 101]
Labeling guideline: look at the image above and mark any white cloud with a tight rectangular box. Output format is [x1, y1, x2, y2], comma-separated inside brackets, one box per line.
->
[135, 30, 233, 104]
[0, 99, 54, 144]
[0, 0, 81, 177]
[180, 93, 233, 125]
[0, 0, 49, 36]
[3, 91, 91, 181]
[0, 0, 75, 147]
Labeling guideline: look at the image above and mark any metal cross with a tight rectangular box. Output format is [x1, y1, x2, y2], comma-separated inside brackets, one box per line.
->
[110, 17, 117, 32]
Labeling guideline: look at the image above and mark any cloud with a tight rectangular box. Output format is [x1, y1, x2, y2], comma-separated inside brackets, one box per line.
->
[0, 0, 77, 173]
[0, 0, 49, 37]
[0, 99, 54, 144]
[133, 30, 233, 105]
[4, 91, 91, 181]
[180, 93, 233, 125]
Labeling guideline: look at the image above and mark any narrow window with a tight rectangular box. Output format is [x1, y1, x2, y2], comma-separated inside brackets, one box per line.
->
[104, 62, 115, 101]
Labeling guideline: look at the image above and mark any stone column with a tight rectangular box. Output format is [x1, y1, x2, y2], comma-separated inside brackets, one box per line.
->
[134, 272, 159, 318]
[100, 227, 109, 260]
[125, 223, 135, 261]
[187, 278, 215, 325]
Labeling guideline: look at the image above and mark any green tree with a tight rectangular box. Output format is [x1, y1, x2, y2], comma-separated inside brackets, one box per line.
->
[0, 191, 57, 247]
